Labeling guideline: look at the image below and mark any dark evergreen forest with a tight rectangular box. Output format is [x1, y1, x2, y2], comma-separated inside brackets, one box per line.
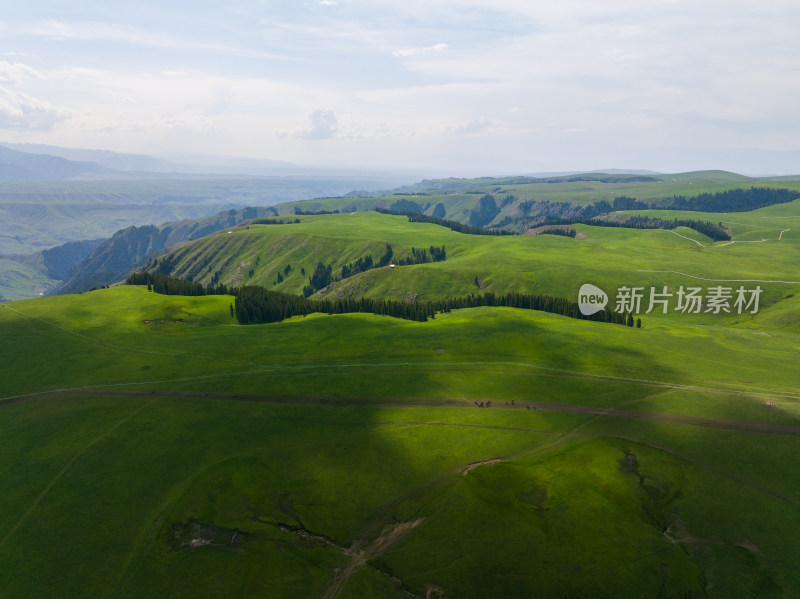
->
[127, 272, 633, 327]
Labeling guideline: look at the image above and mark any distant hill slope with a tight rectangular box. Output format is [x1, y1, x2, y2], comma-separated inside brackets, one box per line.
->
[137, 205, 800, 322]
[41, 239, 106, 280]
[55, 206, 279, 294]
[0, 145, 113, 181]
[4, 143, 181, 173]
[272, 170, 800, 231]
[57, 170, 800, 296]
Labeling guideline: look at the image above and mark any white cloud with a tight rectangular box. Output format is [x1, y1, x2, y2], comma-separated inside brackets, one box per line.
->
[0, 62, 41, 84]
[450, 118, 493, 136]
[393, 43, 449, 58]
[3, 1, 799, 172]
[27, 19, 290, 62]
[297, 109, 338, 140]
[0, 87, 70, 130]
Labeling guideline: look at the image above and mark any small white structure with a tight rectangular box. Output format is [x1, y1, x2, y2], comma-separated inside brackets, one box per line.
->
[389, 264, 395, 268]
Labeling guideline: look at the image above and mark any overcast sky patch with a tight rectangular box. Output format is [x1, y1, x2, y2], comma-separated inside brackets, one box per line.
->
[0, 1, 797, 174]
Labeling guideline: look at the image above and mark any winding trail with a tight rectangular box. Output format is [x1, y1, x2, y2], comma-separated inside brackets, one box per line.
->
[636, 269, 800, 285]
[4, 388, 800, 437]
[667, 230, 704, 246]
[3, 356, 800, 408]
[664, 226, 792, 248]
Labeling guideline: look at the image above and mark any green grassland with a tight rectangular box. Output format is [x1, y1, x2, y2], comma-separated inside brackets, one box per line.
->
[3, 170, 799, 302]
[2, 187, 800, 597]
[277, 170, 800, 218]
[0, 257, 59, 301]
[151, 201, 800, 330]
[1, 277, 800, 597]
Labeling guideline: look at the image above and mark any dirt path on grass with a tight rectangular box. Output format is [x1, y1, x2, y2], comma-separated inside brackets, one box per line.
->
[321, 518, 425, 599]
[459, 458, 504, 474]
[664, 227, 793, 249]
[6, 388, 800, 438]
[636, 269, 800, 285]
[254, 517, 425, 599]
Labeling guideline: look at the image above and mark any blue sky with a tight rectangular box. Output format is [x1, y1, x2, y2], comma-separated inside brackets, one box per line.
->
[1, 1, 799, 175]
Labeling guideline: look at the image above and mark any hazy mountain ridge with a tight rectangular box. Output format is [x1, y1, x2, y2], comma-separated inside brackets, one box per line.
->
[55, 206, 279, 294]
[6, 166, 800, 299]
[42, 239, 106, 280]
[0, 146, 113, 181]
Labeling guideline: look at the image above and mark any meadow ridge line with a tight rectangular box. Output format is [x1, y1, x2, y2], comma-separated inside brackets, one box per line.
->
[0, 369, 270, 405]
[5, 388, 800, 438]
[0, 397, 159, 551]
[636, 269, 800, 285]
[0, 302, 278, 370]
[4, 302, 798, 399]
[2, 359, 799, 405]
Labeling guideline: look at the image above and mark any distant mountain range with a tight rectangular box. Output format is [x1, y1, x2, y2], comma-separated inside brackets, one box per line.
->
[3, 143, 182, 174]
[0, 143, 418, 180]
[0, 146, 114, 181]
[0, 144, 299, 181]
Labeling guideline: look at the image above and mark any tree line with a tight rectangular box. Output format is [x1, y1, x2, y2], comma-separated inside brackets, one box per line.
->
[535, 227, 577, 238]
[341, 244, 394, 278]
[293, 208, 340, 215]
[127, 272, 230, 296]
[375, 208, 515, 235]
[251, 218, 301, 225]
[396, 245, 446, 265]
[541, 215, 730, 241]
[303, 262, 333, 297]
[237, 288, 634, 326]
[127, 272, 635, 327]
[304, 243, 445, 297]
[656, 187, 799, 213]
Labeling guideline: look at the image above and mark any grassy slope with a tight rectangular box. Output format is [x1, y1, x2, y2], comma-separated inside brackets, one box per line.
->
[4, 171, 799, 300]
[152, 203, 800, 329]
[1, 283, 799, 597]
[0, 201, 228, 256]
[277, 170, 800, 216]
[0, 257, 60, 301]
[2, 193, 800, 598]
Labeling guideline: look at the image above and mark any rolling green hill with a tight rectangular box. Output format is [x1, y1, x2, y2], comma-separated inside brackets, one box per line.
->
[1, 280, 799, 597]
[273, 170, 800, 223]
[3, 169, 799, 302]
[2, 173, 800, 597]
[144, 203, 800, 329]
